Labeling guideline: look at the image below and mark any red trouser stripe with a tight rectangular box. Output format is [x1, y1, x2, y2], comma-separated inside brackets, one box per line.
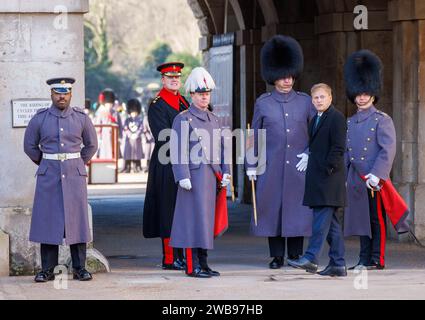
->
[186, 249, 193, 274]
[163, 238, 174, 265]
[376, 193, 386, 266]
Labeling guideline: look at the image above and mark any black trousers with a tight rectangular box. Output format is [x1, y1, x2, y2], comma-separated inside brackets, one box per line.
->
[161, 238, 184, 265]
[359, 189, 387, 266]
[185, 248, 200, 274]
[184, 248, 209, 274]
[197, 248, 208, 269]
[268, 236, 304, 259]
[40, 243, 87, 271]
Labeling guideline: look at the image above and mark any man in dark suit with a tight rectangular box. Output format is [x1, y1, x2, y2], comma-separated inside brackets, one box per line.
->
[288, 83, 347, 277]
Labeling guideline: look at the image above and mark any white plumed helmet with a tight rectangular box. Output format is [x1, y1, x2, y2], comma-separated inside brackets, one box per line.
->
[184, 67, 216, 94]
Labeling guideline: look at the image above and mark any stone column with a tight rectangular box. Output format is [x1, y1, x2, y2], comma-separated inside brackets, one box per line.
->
[0, 0, 101, 275]
[314, 1, 392, 117]
[389, 0, 425, 240]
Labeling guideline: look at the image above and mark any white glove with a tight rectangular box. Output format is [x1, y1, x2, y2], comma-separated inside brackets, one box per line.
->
[296, 153, 309, 172]
[365, 173, 380, 190]
[246, 169, 257, 181]
[221, 174, 231, 187]
[179, 179, 192, 190]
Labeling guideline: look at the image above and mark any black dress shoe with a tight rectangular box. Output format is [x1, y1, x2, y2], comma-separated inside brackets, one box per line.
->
[162, 259, 186, 270]
[73, 268, 93, 281]
[269, 257, 284, 269]
[34, 270, 55, 283]
[202, 267, 220, 276]
[366, 261, 385, 270]
[288, 255, 300, 260]
[348, 261, 369, 270]
[187, 267, 212, 278]
[318, 265, 347, 277]
[287, 257, 318, 273]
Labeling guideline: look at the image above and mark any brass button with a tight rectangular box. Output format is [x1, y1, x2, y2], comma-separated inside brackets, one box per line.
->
[361, 157, 365, 161]
[60, 128, 64, 132]
[287, 129, 290, 133]
[62, 175, 65, 178]
[364, 147, 368, 151]
[351, 157, 355, 161]
[285, 113, 289, 117]
[367, 138, 371, 141]
[371, 128, 375, 131]
[61, 143, 64, 147]
[286, 161, 290, 164]
[349, 148, 352, 151]
[287, 145, 290, 148]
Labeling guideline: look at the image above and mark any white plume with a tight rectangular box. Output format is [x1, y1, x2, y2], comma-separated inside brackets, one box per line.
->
[185, 67, 216, 93]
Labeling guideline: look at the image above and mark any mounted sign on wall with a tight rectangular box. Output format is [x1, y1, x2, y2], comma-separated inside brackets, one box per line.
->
[11, 99, 51, 128]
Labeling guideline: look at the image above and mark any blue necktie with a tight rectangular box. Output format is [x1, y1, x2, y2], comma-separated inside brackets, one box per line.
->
[314, 115, 321, 131]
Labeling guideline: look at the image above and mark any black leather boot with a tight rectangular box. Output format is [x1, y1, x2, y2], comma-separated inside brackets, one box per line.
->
[269, 257, 284, 269]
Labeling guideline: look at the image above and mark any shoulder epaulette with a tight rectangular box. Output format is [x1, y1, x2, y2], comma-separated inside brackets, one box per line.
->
[296, 91, 310, 98]
[72, 107, 85, 114]
[376, 110, 389, 118]
[36, 108, 48, 114]
[151, 96, 161, 105]
[257, 92, 272, 101]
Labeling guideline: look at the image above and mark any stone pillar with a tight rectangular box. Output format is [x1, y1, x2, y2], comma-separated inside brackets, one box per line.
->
[0, 0, 94, 275]
[389, 0, 425, 240]
[314, 2, 392, 117]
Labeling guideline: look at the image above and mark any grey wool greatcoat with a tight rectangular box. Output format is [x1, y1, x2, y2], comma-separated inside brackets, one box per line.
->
[247, 89, 316, 237]
[24, 105, 98, 245]
[344, 106, 396, 237]
[170, 105, 230, 250]
[303, 106, 347, 208]
[123, 115, 144, 160]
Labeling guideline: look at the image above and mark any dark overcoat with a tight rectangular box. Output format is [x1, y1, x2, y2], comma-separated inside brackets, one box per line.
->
[143, 93, 189, 238]
[303, 106, 347, 208]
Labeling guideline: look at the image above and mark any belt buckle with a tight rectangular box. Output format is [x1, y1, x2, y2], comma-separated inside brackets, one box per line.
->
[58, 153, 67, 161]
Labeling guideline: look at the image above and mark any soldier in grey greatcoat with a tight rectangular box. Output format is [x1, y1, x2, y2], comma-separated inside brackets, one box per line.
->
[344, 50, 397, 270]
[170, 67, 231, 278]
[246, 35, 315, 269]
[24, 78, 98, 282]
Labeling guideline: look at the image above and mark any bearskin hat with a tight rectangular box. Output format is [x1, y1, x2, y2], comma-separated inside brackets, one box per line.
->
[344, 49, 383, 104]
[127, 98, 141, 114]
[261, 35, 304, 85]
